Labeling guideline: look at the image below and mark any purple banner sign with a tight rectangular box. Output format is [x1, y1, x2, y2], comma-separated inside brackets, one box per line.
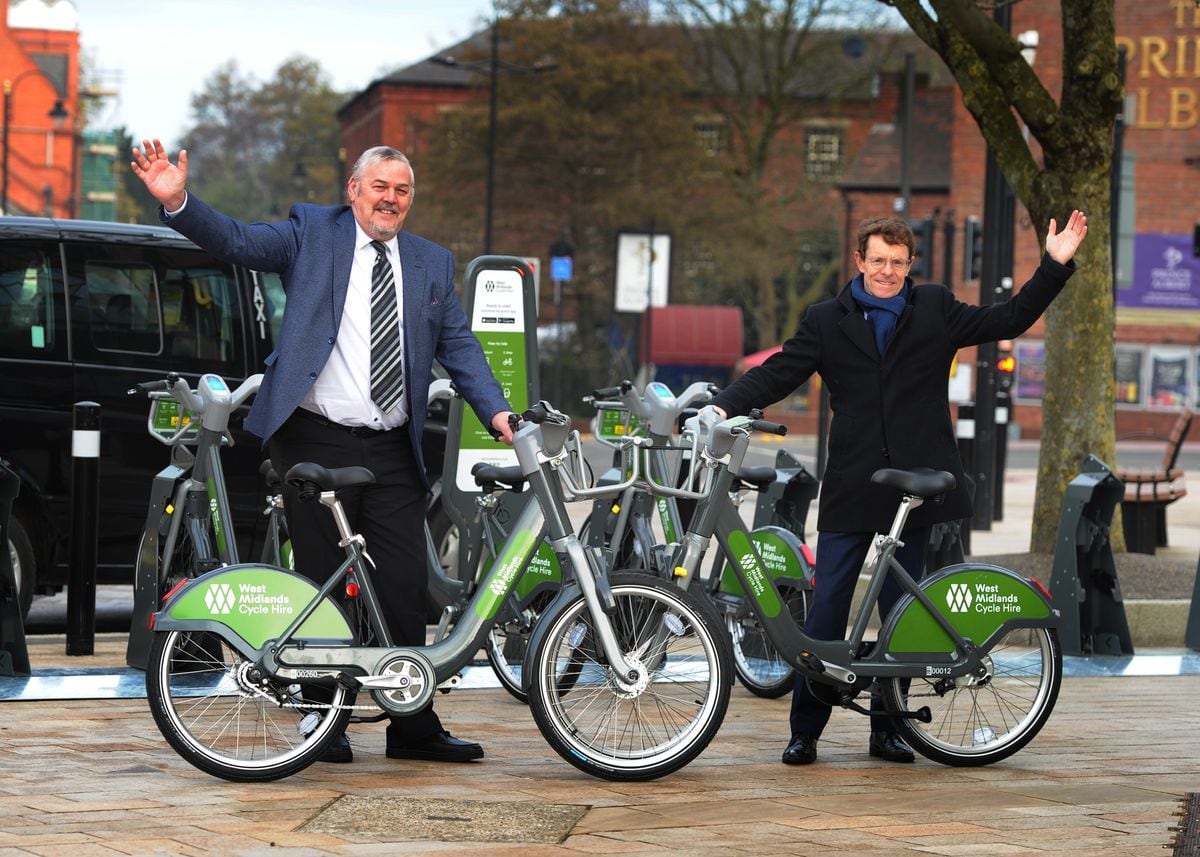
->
[1119, 233, 1200, 310]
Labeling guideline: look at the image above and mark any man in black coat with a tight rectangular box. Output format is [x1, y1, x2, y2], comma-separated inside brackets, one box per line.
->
[708, 211, 1088, 765]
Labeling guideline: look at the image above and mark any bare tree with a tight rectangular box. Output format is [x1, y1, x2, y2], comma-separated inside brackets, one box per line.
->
[883, 0, 1120, 551]
[661, 0, 892, 349]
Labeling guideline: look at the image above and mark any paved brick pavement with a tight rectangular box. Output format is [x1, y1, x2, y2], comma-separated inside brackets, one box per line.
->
[0, 634, 1197, 856]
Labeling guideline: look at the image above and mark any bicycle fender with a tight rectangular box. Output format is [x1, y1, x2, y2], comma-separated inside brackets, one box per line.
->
[880, 563, 1058, 657]
[153, 564, 355, 651]
[717, 525, 813, 598]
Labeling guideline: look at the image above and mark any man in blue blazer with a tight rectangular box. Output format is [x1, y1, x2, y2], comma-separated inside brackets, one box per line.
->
[132, 138, 514, 764]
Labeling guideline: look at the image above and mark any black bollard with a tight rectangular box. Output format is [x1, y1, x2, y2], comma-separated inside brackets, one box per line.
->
[67, 402, 100, 656]
[994, 390, 1010, 521]
[955, 402, 975, 481]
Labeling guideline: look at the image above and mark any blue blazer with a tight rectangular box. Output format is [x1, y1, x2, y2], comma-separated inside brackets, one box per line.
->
[164, 195, 510, 489]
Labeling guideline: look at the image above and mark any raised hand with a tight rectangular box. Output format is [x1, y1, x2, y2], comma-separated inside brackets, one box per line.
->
[130, 138, 188, 211]
[1045, 209, 1088, 265]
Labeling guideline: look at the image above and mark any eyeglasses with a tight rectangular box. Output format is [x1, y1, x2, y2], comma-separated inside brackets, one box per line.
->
[864, 256, 913, 272]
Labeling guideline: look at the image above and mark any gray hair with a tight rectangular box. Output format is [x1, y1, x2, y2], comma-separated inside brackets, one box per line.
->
[349, 146, 415, 188]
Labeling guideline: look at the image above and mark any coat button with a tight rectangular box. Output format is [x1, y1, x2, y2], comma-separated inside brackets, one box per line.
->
[309, 372, 317, 380]
[327, 336, 335, 344]
[881, 447, 890, 458]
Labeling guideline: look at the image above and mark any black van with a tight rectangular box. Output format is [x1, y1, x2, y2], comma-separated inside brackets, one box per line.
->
[0, 216, 287, 618]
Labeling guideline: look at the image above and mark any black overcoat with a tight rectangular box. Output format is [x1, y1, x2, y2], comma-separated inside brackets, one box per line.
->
[712, 253, 1075, 534]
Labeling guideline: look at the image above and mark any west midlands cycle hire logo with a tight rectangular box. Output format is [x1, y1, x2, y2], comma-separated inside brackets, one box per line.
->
[206, 583, 235, 614]
[946, 583, 973, 613]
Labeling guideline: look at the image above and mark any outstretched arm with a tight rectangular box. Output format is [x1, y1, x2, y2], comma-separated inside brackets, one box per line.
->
[129, 138, 188, 211]
[1045, 209, 1088, 265]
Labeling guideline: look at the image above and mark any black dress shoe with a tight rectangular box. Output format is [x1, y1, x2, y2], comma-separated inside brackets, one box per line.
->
[317, 733, 353, 764]
[869, 731, 915, 763]
[386, 730, 484, 762]
[782, 734, 817, 765]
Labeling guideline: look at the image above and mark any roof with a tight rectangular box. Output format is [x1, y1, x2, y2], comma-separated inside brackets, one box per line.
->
[339, 24, 952, 117]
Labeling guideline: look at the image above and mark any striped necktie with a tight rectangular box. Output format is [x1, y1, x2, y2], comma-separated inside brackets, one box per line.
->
[368, 240, 404, 413]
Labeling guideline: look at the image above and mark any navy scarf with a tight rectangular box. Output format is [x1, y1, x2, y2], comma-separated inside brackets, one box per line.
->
[851, 274, 908, 356]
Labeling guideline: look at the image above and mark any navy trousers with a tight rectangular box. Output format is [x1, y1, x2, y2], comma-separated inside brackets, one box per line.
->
[789, 526, 928, 739]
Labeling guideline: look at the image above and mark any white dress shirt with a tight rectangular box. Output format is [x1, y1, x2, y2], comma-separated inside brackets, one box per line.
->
[300, 223, 407, 429]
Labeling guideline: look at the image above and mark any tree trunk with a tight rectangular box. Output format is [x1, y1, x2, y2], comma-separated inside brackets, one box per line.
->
[1029, 177, 1117, 553]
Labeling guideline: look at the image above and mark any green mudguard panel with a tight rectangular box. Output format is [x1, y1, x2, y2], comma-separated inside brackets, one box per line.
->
[719, 525, 813, 598]
[883, 564, 1055, 655]
[156, 565, 354, 649]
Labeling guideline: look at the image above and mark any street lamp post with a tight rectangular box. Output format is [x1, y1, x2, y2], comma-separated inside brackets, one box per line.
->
[433, 19, 553, 255]
[2, 69, 69, 216]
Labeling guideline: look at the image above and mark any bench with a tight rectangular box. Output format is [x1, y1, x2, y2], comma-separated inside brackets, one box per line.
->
[1117, 409, 1193, 555]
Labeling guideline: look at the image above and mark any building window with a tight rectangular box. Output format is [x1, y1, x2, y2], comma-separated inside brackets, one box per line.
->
[694, 120, 727, 157]
[805, 127, 844, 181]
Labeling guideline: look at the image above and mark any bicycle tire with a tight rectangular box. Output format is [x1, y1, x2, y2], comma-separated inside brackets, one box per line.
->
[145, 629, 353, 782]
[729, 582, 808, 698]
[527, 573, 731, 781]
[881, 625, 1062, 767]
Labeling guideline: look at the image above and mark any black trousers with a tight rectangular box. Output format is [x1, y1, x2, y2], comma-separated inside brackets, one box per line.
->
[269, 408, 441, 741]
[790, 526, 928, 739]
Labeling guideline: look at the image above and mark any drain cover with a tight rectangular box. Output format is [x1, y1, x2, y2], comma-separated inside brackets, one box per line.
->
[302, 795, 587, 843]
[1172, 792, 1200, 856]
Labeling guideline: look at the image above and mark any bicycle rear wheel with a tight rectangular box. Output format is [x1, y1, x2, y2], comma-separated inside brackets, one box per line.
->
[145, 630, 353, 782]
[527, 573, 731, 781]
[881, 625, 1062, 766]
[728, 582, 808, 698]
[485, 590, 557, 703]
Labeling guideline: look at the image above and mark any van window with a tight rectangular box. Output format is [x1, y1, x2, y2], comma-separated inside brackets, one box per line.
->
[0, 247, 55, 356]
[160, 267, 240, 366]
[82, 257, 241, 372]
[256, 271, 286, 344]
[87, 262, 161, 353]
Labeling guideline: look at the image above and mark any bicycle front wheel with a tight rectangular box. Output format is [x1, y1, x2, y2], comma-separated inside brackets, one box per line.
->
[728, 582, 808, 698]
[528, 573, 731, 781]
[882, 625, 1062, 766]
[145, 630, 353, 782]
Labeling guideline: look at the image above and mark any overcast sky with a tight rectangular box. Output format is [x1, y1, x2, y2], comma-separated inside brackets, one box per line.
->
[74, 0, 494, 145]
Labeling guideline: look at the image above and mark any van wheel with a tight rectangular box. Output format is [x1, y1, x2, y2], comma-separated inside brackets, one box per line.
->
[7, 512, 35, 620]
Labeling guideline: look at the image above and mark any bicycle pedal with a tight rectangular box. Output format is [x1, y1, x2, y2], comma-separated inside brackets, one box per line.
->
[437, 673, 462, 693]
[797, 650, 826, 674]
[336, 672, 362, 692]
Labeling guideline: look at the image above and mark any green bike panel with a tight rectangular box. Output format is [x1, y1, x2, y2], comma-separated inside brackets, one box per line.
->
[719, 526, 808, 596]
[596, 408, 643, 440]
[515, 539, 562, 600]
[474, 527, 538, 620]
[725, 529, 783, 618]
[162, 565, 354, 649]
[886, 565, 1053, 654]
[656, 496, 678, 544]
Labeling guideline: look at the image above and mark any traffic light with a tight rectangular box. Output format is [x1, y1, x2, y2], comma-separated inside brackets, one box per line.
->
[964, 216, 983, 281]
[996, 339, 1015, 391]
[909, 218, 934, 280]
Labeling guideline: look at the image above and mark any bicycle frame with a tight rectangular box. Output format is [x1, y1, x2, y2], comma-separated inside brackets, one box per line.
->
[151, 412, 648, 711]
[680, 419, 1059, 688]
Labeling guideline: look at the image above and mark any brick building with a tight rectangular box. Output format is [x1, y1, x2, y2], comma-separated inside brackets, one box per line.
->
[0, 0, 80, 218]
[339, 3, 1200, 439]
